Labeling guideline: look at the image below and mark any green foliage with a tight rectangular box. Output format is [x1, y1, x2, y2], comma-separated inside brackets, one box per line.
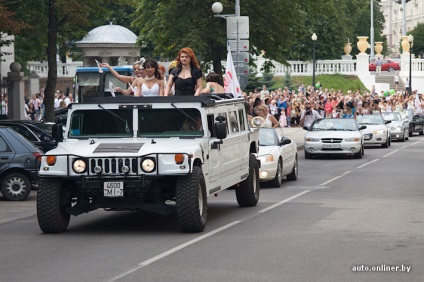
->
[410, 23, 424, 57]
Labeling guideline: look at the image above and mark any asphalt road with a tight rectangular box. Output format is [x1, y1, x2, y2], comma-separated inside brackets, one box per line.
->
[1, 135, 424, 282]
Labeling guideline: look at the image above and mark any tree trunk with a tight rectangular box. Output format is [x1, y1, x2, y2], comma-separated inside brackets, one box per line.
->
[44, 0, 58, 122]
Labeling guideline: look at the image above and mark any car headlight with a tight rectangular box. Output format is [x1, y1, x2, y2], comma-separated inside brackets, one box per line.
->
[141, 158, 156, 173]
[258, 155, 274, 163]
[72, 159, 87, 173]
[373, 130, 385, 134]
[305, 137, 320, 142]
[345, 137, 360, 142]
[392, 126, 402, 131]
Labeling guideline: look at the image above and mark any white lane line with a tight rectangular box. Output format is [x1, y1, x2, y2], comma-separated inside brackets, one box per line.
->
[320, 171, 351, 186]
[258, 190, 310, 213]
[109, 221, 241, 282]
[382, 149, 399, 158]
[357, 159, 379, 169]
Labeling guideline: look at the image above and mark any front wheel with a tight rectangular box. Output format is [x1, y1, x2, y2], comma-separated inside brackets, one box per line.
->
[355, 145, 363, 159]
[37, 178, 70, 233]
[286, 154, 298, 181]
[1, 172, 31, 201]
[176, 166, 207, 233]
[236, 154, 260, 207]
[382, 138, 389, 148]
[268, 159, 282, 187]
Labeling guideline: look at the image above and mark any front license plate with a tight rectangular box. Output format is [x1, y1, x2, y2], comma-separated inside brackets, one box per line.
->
[322, 144, 341, 149]
[364, 134, 372, 140]
[104, 182, 124, 197]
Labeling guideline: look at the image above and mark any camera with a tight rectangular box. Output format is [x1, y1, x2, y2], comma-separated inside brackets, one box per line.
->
[305, 109, 312, 115]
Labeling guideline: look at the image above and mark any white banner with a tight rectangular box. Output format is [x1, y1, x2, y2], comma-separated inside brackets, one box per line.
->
[224, 46, 242, 98]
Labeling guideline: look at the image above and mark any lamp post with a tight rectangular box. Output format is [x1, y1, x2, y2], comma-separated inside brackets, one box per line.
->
[311, 33, 317, 90]
[408, 34, 413, 95]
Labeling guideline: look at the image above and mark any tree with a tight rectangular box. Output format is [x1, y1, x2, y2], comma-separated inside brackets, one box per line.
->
[410, 23, 424, 58]
[6, 0, 134, 122]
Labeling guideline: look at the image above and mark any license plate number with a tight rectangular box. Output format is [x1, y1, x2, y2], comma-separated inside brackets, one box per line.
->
[104, 182, 124, 197]
[364, 134, 372, 140]
[322, 144, 341, 149]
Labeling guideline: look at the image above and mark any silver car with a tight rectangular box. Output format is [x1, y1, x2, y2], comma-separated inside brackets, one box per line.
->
[304, 118, 366, 159]
[381, 112, 409, 142]
[357, 115, 391, 148]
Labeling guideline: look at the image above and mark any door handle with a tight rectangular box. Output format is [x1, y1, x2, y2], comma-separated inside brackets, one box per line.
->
[1, 156, 9, 160]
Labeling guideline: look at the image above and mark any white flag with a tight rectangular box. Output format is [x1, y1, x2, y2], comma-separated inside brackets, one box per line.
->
[128, 82, 137, 94]
[224, 47, 242, 98]
[109, 81, 116, 97]
[95, 59, 104, 73]
[415, 93, 422, 114]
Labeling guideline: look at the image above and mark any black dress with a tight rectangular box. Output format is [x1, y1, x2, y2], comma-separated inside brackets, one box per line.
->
[171, 66, 202, 96]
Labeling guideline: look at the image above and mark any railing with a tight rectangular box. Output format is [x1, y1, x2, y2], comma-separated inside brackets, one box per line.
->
[26, 61, 83, 78]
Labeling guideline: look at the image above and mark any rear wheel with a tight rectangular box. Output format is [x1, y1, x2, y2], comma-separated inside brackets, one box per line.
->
[176, 166, 207, 233]
[268, 159, 282, 187]
[1, 172, 31, 201]
[37, 178, 70, 233]
[236, 154, 260, 207]
[286, 154, 298, 181]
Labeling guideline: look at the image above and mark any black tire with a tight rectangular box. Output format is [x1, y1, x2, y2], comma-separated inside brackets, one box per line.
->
[409, 127, 413, 137]
[401, 131, 406, 142]
[176, 166, 207, 233]
[37, 178, 70, 233]
[286, 154, 298, 181]
[382, 138, 389, 148]
[236, 154, 260, 207]
[1, 172, 31, 201]
[388, 136, 391, 146]
[420, 130, 424, 135]
[355, 145, 363, 159]
[268, 159, 282, 187]
[362, 144, 365, 155]
[305, 151, 312, 159]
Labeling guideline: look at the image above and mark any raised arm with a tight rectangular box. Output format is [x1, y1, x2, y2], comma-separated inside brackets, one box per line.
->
[100, 63, 133, 84]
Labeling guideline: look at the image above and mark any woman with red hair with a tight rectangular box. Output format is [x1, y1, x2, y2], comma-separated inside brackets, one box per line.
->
[164, 47, 203, 96]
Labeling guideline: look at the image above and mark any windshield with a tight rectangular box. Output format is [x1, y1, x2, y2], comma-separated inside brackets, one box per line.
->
[311, 118, 357, 131]
[138, 108, 204, 138]
[68, 107, 205, 139]
[69, 109, 133, 138]
[259, 128, 278, 146]
[356, 115, 384, 125]
[382, 112, 401, 121]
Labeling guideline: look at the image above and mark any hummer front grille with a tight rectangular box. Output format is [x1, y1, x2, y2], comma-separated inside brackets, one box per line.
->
[89, 157, 138, 175]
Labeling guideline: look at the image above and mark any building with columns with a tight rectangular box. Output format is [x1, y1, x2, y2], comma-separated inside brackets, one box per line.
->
[76, 22, 141, 67]
[381, 0, 424, 56]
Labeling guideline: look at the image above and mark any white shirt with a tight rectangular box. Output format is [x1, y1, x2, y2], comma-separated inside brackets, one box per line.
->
[300, 109, 322, 127]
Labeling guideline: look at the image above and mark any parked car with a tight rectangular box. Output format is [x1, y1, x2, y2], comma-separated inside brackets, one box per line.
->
[303, 118, 366, 159]
[398, 109, 424, 136]
[257, 128, 298, 187]
[0, 126, 41, 201]
[0, 120, 57, 153]
[357, 114, 391, 148]
[381, 112, 410, 142]
[369, 59, 400, 72]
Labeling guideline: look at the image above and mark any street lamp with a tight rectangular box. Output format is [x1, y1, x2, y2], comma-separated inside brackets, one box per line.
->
[408, 34, 413, 95]
[311, 33, 317, 90]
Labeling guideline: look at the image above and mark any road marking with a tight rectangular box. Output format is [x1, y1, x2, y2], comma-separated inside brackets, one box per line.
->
[357, 159, 379, 169]
[109, 221, 241, 281]
[320, 171, 351, 186]
[382, 150, 399, 158]
[258, 190, 310, 213]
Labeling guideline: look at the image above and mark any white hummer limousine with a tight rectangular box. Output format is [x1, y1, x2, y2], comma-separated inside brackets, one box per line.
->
[37, 95, 260, 233]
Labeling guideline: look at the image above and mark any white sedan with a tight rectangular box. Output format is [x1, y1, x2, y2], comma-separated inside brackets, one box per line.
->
[257, 128, 298, 187]
[304, 118, 367, 159]
[357, 114, 391, 148]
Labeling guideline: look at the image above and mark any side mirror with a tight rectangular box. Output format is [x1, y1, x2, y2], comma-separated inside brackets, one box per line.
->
[280, 137, 292, 146]
[52, 117, 64, 142]
[303, 126, 310, 131]
[359, 125, 367, 130]
[214, 116, 227, 140]
[385, 120, 391, 124]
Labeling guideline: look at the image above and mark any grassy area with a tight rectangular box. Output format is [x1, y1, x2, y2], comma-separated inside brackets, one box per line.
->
[271, 74, 368, 93]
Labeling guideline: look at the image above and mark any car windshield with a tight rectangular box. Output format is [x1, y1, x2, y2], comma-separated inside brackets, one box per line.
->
[32, 122, 54, 133]
[68, 107, 205, 139]
[356, 115, 384, 125]
[258, 128, 278, 146]
[382, 112, 401, 121]
[311, 118, 357, 131]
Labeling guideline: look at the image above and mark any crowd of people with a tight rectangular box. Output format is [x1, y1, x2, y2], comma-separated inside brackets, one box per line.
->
[244, 84, 424, 128]
[22, 90, 74, 121]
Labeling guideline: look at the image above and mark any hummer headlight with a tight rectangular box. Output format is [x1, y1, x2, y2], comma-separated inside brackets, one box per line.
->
[72, 159, 87, 173]
[141, 158, 155, 173]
